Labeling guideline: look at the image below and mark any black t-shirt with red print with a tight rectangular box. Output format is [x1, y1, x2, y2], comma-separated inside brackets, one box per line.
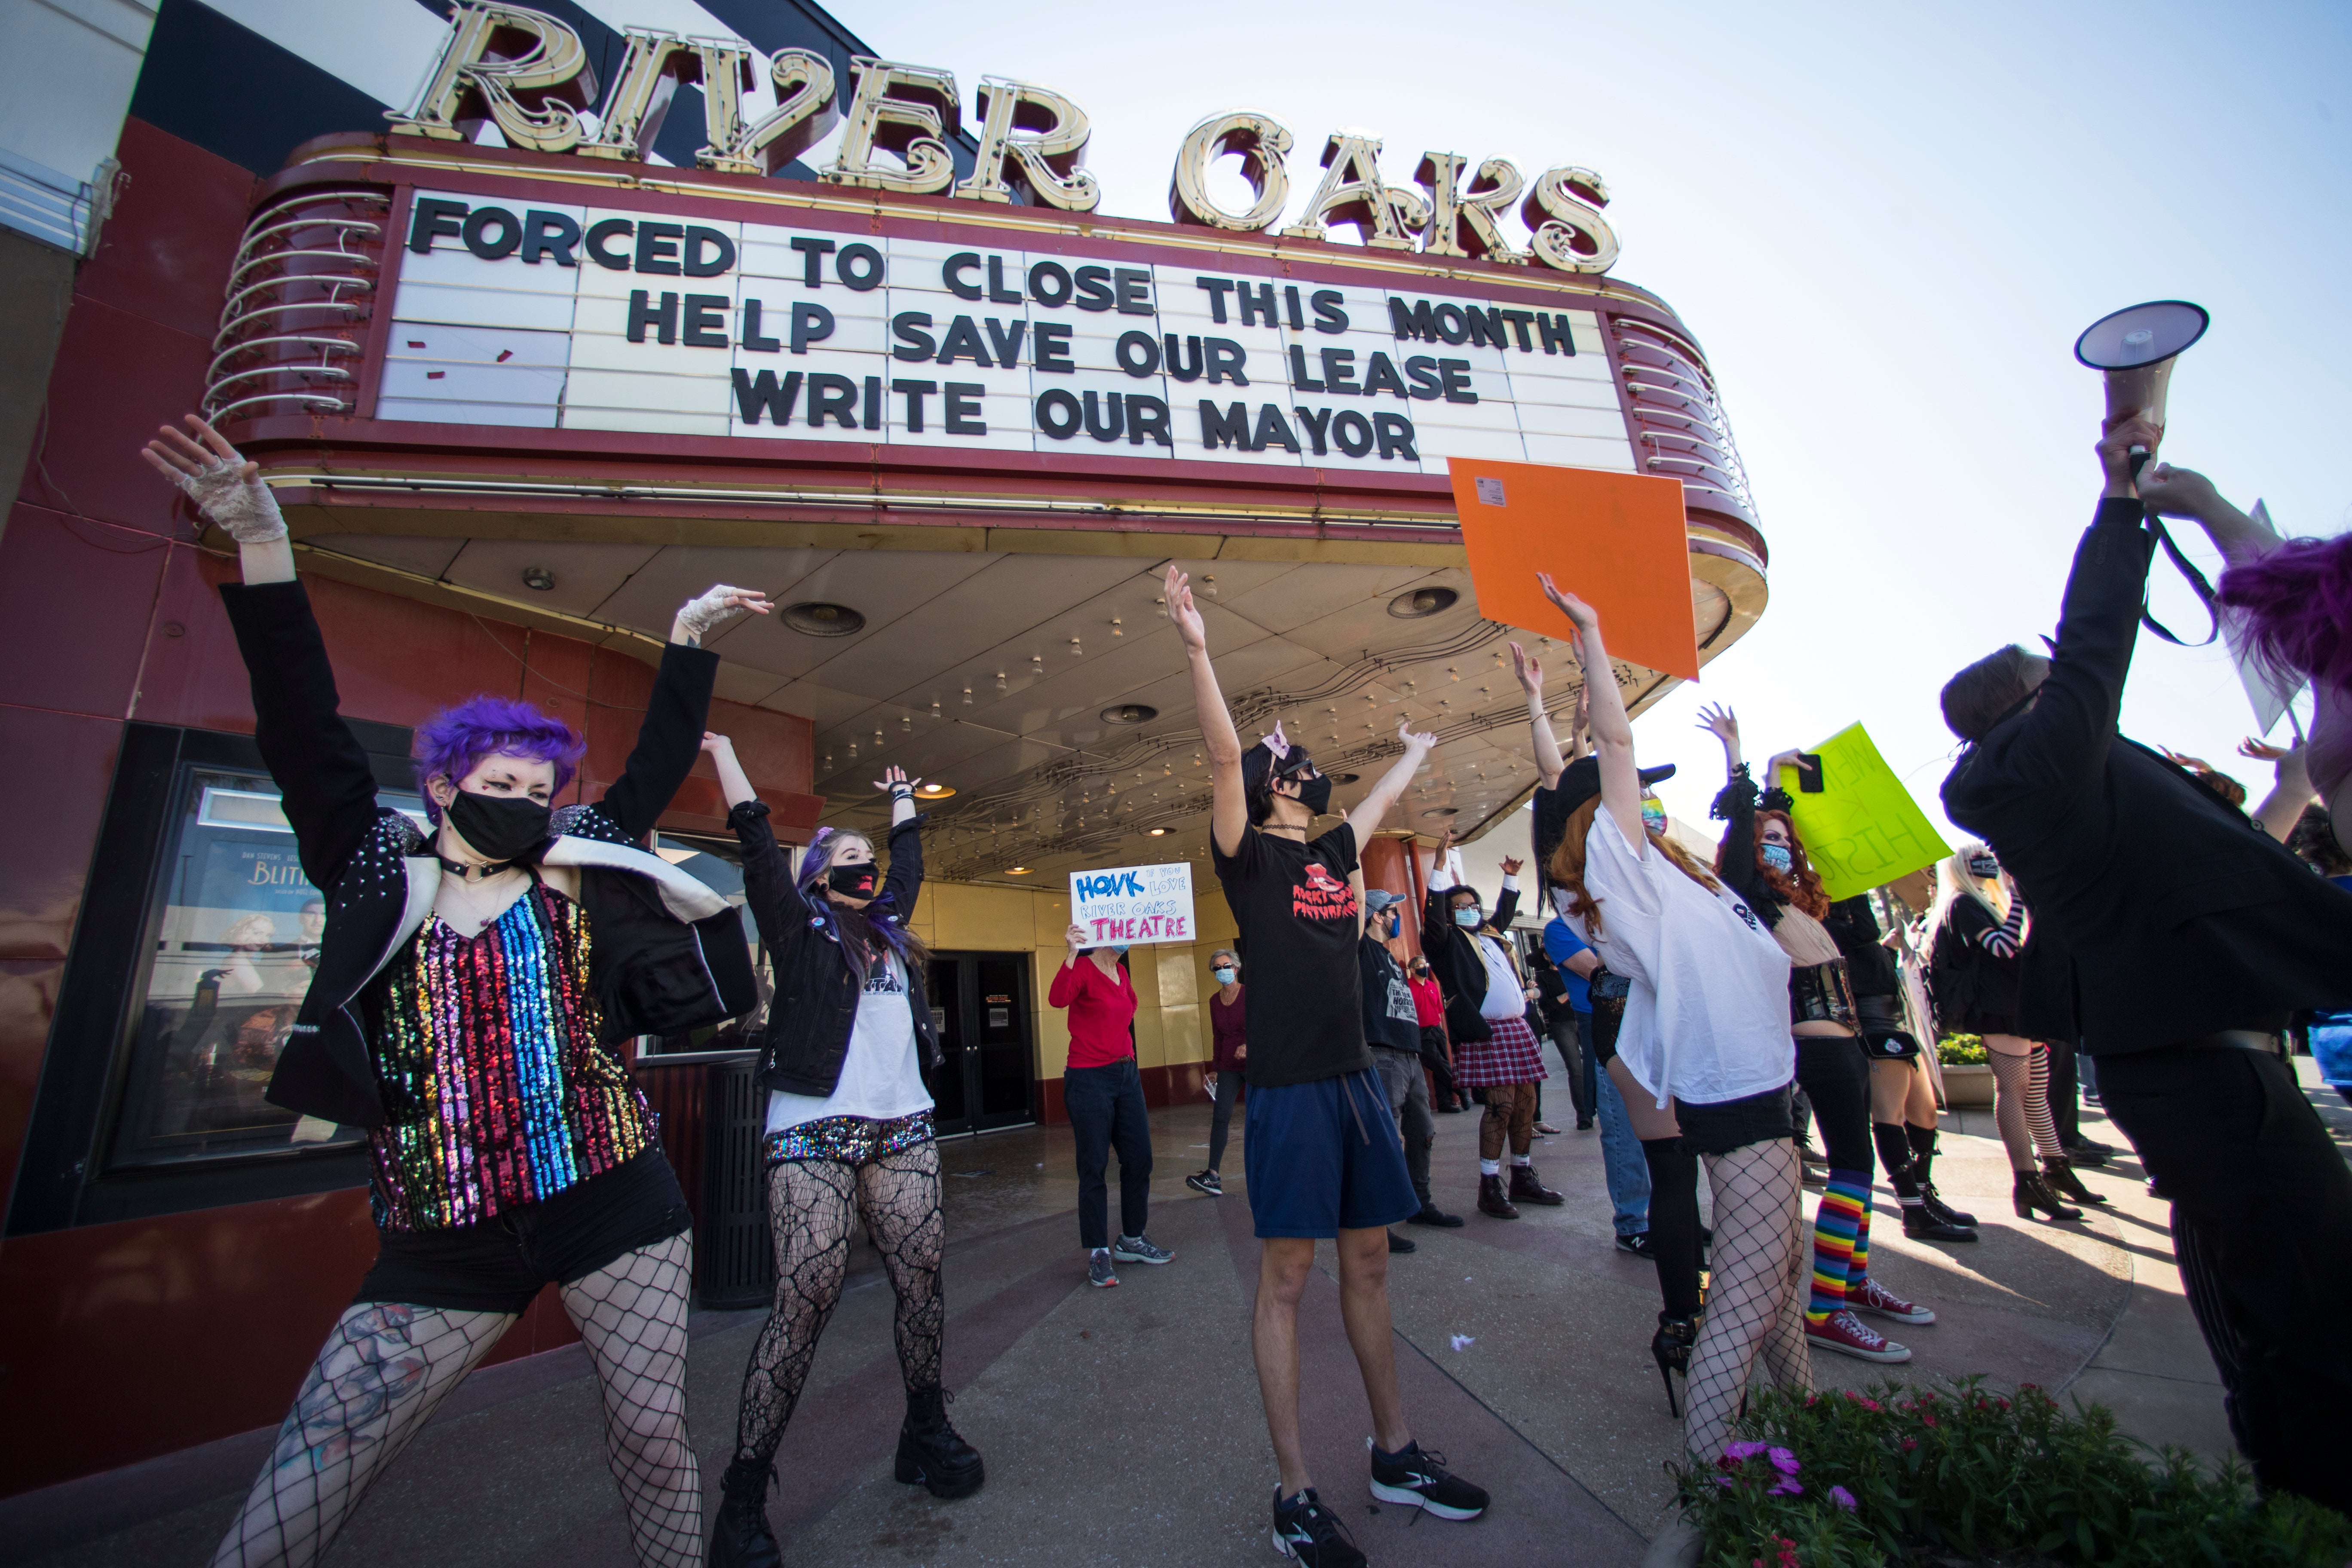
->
[1212, 821, 1371, 1088]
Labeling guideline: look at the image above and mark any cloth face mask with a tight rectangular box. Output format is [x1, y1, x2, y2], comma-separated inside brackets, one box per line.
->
[445, 790, 551, 864]
[1761, 843, 1794, 873]
[827, 861, 880, 899]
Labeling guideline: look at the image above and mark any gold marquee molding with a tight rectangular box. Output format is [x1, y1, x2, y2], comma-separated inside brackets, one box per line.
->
[388, 2, 1620, 272]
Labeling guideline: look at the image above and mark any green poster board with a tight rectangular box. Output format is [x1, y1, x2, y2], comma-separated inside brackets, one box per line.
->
[1775, 723, 1950, 902]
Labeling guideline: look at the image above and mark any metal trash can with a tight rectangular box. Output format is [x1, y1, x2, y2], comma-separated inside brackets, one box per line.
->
[698, 1053, 775, 1309]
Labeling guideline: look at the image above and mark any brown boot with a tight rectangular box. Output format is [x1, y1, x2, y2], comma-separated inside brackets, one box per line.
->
[1509, 1162, 1565, 1206]
[1477, 1173, 1520, 1219]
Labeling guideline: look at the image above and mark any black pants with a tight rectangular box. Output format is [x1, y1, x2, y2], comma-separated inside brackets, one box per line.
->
[1206, 1067, 1240, 1172]
[1066, 1059, 1152, 1250]
[1793, 1036, 1873, 1177]
[1421, 1025, 1461, 1109]
[2098, 1044, 2352, 1515]
[1543, 1015, 1595, 1124]
[2046, 1043, 2081, 1147]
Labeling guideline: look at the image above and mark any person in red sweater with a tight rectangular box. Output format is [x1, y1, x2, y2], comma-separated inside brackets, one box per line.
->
[1049, 923, 1173, 1288]
[1188, 949, 1246, 1196]
[1407, 958, 1461, 1112]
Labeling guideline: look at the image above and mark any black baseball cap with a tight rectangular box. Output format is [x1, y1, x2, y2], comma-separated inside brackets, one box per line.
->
[1545, 756, 1676, 819]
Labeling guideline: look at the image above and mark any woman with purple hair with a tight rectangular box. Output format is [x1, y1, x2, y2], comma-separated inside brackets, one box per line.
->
[143, 414, 769, 1568]
[700, 733, 981, 1568]
[2140, 462, 2352, 856]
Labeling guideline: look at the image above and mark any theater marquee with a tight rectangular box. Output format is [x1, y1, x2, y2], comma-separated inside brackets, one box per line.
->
[385, 190, 1634, 477]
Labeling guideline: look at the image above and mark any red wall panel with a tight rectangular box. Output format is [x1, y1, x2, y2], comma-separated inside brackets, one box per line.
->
[0, 504, 168, 721]
[72, 118, 257, 342]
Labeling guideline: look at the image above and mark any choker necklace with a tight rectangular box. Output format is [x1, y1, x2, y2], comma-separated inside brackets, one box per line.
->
[437, 856, 518, 883]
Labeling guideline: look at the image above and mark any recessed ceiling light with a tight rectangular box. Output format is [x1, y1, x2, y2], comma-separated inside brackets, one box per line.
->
[1328, 772, 1360, 784]
[1421, 807, 1459, 818]
[783, 601, 865, 637]
[913, 782, 956, 799]
[521, 566, 556, 591]
[1101, 703, 1158, 725]
[1148, 827, 1167, 836]
[1388, 586, 1458, 619]
[1007, 866, 1031, 874]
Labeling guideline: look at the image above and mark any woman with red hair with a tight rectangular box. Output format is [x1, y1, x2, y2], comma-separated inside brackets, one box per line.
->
[1700, 704, 1939, 1367]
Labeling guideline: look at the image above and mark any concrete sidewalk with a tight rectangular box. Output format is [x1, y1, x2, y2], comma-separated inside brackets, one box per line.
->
[13, 1044, 2313, 1568]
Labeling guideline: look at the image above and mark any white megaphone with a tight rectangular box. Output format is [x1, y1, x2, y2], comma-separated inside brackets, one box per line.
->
[2074, 300, 2216, 646]
[2073, 300, 2208, 477]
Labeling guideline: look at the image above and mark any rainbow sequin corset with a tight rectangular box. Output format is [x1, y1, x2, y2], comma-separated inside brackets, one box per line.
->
[367, 884, 653, 1232]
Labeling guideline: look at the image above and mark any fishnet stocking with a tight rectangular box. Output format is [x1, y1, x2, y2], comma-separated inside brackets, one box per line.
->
[733, 1143, 945, 1470]
[1683, 1140, 1812, 1462]
[560, 1232, 701, 1568]
[209, 1302, 513, 1567]
[1988, 1044, 2064, 1168]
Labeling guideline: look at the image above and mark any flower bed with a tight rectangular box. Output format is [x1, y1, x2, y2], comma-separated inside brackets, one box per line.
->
[1936, 1034, 1988, 1066]
[1673, 1379, 2351, 1566]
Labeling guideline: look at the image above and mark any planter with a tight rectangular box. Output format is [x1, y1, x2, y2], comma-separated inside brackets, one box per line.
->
[1939, 1061, 1995, 1109]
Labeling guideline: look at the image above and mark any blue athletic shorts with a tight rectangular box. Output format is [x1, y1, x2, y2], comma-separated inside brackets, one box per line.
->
[1243, 1068, 1421, 1239]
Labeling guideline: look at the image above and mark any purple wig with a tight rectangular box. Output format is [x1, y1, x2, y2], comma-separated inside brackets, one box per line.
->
[412, 695, 587, 823]
[2217, 533, 2352, 692]
[799, 827, 925, 979]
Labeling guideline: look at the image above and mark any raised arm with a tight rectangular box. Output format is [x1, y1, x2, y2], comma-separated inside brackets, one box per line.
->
[148, 416, 376, 887]
[1696, 702, 1743, 777]
[2138, 462, 2282, 572]
[704, 731, 756, 808]
[1167, 563, 1247, 856]
[1539, 573, 1644, 852]
[1344, 721, 1439, 839]
[2238, 738, 2315, 843]
[594, 586, 772, 839]
[1512, 642, 1566, 789]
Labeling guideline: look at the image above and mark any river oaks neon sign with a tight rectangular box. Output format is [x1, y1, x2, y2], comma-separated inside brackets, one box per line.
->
[389, 2, 1620, 273]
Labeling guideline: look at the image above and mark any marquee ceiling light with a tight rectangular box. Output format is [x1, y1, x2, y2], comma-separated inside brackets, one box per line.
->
[914, 782, 957, 799]
[1389, 587, 1457, 618]
[783, 601, 864, 637]
[521, 565, 556, 591]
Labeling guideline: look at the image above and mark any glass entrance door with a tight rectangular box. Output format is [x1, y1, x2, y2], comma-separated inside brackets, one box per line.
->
[923, 952, 1037, 1135]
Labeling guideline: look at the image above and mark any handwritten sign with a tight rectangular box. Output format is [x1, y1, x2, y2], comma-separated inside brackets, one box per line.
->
[1070, 861, 1196, 946]
[1776, 723, 1951, 903]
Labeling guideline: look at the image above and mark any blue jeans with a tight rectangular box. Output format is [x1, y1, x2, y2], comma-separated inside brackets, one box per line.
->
[1586, 1016, 1651, 1238]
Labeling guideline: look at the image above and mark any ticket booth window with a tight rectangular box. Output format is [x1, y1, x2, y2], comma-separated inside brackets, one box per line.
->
[106, 767, 427, 1169]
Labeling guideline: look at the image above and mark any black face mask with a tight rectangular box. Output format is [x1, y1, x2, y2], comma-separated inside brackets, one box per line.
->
[444, 789, 551, 864]
[1966, 854, 2000, 879]
[827, 861, 880, 899]
[1274, 761, 1333, 815]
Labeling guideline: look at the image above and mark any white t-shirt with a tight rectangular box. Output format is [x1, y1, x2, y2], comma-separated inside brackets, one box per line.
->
[1474, 934, 1525, 1020]
[1568, 811, 1792, 1110]
[765, 952, 934, 1133]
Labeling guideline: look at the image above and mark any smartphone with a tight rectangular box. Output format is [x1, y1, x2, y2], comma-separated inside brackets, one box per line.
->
[1796, 753, 1825, 793]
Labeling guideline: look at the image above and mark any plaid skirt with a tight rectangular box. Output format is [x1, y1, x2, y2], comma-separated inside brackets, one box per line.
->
[1454, 1013, 1548, 1089]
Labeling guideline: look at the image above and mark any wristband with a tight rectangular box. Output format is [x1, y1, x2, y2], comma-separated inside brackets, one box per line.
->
[889, 784, 913, 800]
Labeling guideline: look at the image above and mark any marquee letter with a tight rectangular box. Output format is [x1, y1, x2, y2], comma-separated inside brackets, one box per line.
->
[956, 78, 1100, 211]
[703, 49, 839, 175]
[1415, 153, 1527, 264]
[824, 58, 960, 195]
[1278, 133, 1428, 251]
[1522, 165, 1620, 274]
[386, 1, 597, 153]
[1168, 111, 1292, 232]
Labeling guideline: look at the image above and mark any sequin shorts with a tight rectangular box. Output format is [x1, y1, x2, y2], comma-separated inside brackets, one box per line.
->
[765, 1110, 935, 1167]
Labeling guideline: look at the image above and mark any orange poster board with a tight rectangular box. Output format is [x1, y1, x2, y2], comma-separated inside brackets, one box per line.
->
[1444, 459, 1700, 681]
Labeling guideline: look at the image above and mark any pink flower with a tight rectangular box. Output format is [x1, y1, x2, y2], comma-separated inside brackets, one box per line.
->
[1861, 1398, 1883, 1413]
[1901, 1438, 1918, 1452]
[1831, 1484, 1858, 1512]
[1997, 1398, 2012, 1412]
[1722, 1440, 1769, 1464]
[1768, 1477, 1804, 1498]
[1921, 1413, 1938, 1428]
[1767, 1446, 1801, 1477]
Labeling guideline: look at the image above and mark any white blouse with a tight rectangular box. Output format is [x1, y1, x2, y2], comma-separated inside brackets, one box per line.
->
[1568, 812, 1793, 1110]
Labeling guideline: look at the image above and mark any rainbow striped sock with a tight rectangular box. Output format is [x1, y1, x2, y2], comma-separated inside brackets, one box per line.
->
[1850, 1187, 1872, 1289]
[1806, 1171, 1870, 1326]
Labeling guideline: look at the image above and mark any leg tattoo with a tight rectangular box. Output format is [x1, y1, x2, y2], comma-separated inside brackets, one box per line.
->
[211, 1302, 511, 1568]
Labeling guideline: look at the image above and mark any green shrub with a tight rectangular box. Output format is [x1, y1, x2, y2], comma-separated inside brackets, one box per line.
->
[1936, 1034, 1988, 1065]
[1673, 1378, 2352, 1566]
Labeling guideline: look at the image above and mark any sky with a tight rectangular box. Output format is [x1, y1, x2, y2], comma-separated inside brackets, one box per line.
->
[820, 0, 2352, 837]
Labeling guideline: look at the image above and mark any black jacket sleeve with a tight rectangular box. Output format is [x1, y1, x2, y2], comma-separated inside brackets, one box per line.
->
[1708, 765, 1782, 927]
[728, 798, 807, 957]
[1492, 882, 1520, 930]
[218, 580, 383, 891]
[596, 641, 722, 840]
[879, 811, 928, 925]
[1992, 498, 2155, 796]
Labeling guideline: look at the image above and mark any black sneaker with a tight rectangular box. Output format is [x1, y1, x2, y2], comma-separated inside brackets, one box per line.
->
[1387, 1229, 1416, 1253]
[1272, 1487, 1364, 1565]
[1407, 1204, 1465, 1229]
[1186, 1169, 1223, 1196]
[1615, 1231, 1654, 1258]
[1088, 1249, 1118, 1289]
[1113, 1233, 1173, 1265]
[1369, 1440, 1488, 1521]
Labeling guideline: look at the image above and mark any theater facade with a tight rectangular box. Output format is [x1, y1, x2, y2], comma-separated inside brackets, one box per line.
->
[0, 0, 1768, 1490]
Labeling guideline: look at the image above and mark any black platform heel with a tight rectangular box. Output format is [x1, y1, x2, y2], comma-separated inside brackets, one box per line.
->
[2040, 1158, 2108, 1207]
[1651, 1312, 1698, 1417]
[2012, 1170, 2083, 1222]
[708, 1459, 781, 1568]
